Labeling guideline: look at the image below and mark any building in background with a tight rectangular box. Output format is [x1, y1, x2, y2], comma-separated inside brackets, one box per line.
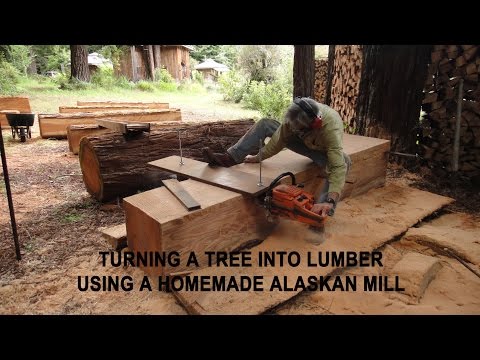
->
[194, 58, 229, 82]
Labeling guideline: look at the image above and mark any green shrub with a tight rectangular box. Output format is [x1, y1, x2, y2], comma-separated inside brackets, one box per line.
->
[243, 80, 291, 119]
[91, 67, 116, 89]
[115, 75, 134, 89]
[155, 81, 178, 92]
[136, 80, 155, 92]
[191, 69, 204, 85]
[0, 61, 20, 95]
[56, 75, 91, 90]
[218, 70, 248, 103]
[154, 67, 174, 83]
[177, 81, 205, 93]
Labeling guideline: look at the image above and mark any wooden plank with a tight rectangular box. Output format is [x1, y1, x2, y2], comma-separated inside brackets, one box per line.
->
[173, 184, 454, 314]
[60, 105, 157, 113]
[98, 224, 127, 250]
[123, 179, 274, 277]
[0, 96, 31, 128]
[77, 101, 169, 109]
[162, 179, 201, 211]
[149, 156, 274, 196]
[39, 109, 181, 138]
[96, 119, 128, 134]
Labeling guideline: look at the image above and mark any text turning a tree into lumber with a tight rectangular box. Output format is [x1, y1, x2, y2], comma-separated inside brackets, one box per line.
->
[77, 251, 406, 293]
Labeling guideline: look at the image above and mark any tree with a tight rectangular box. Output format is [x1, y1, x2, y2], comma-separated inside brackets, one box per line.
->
[355, 45, 431, 153]
[191, 45, 238, 68]
[70, 45, 90, 82]
[293, 45, 315, 98]
[32, 45, 70, 74]
[237, 45, 283, 83]
[9, 45, 33, 75]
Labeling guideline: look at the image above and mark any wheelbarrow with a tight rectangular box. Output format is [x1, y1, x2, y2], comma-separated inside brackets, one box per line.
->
[5, 113, 35, 143]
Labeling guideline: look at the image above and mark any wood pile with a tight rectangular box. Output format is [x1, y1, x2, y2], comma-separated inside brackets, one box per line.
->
[420, 45, 480, 175]
[330, 45, 363, 133]
[314, 59, 328, 102]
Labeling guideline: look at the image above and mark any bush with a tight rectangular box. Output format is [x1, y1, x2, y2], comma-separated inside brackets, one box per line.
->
[243, 80, 291, 119]
[154, 67, 174, 83]
[136, 80, 155, 92]
[155, 82, 178, 92]
[191, 69, 204, 85]
[218, 70, 248, 103]
[115, 75, 134, 89]
[55, 75, 91, 90]
[91, 67, 116, 89]
[177, 81, 205, 93]
[0, 61, 20, 95]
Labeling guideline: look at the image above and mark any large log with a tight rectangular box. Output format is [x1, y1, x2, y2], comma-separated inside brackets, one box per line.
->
[60, 105, 164, 113]
[67, 124, 112, 154]
[79, 119, 256, 202]
[39, 109, 181, 138]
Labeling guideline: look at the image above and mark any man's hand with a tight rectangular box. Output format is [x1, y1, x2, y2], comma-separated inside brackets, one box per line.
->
[244, 154, 259, 163]
[311, 202, 334, 218]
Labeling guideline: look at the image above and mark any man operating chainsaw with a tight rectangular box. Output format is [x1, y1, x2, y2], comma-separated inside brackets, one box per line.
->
[203, 97, 351, 218]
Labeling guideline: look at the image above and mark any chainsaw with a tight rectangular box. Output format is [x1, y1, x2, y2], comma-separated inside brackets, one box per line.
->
[262, 172, 332, 228]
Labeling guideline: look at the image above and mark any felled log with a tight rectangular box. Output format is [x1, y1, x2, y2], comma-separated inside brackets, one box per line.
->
[78, 119, 255, 202]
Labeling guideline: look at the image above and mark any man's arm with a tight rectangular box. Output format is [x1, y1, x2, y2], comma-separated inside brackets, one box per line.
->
[325, 130, 347, 197]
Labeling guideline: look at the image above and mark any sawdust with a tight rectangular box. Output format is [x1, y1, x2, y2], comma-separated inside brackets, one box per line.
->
[276, 213, 480, 315]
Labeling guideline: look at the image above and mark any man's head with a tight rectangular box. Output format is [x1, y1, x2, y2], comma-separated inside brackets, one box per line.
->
[284, 97, 322, 132]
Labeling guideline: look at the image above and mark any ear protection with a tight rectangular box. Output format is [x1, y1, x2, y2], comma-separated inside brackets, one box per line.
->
[293, 97, 323, 129]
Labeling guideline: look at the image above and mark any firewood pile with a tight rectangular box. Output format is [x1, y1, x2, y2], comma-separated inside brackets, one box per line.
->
[420, 45, 480, 175]
[314, 59, 328, 103]
[330, 45, 363, 133]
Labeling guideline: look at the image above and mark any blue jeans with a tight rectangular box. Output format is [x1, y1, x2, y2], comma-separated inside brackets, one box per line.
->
[227, 118, 352, 203]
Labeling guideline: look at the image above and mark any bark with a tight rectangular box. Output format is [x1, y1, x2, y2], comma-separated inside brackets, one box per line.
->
[79, 119, 255, 202]
[293, 45, 315, 98]
[355, 45, 432, 153]
[70, 45, 90, 82]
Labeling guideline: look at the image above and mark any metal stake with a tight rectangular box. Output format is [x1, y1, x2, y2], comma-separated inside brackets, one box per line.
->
[178, 130, 184, 165]
[257, 138, 263, 187]
[452, 79, 464, 172]
[0, 126, 21, 260]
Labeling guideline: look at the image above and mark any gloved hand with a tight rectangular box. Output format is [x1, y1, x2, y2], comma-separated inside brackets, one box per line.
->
[244, 154, 259, 163]
[311, 202, 335, 218]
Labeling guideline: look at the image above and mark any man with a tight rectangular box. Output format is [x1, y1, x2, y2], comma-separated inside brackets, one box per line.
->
[203, 97, 351, 218]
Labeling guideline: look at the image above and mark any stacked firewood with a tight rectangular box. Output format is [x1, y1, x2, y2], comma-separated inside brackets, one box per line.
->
[420, 45, 480, 175]
[314, 59, 328, 103]
[330, 45, 363, 133]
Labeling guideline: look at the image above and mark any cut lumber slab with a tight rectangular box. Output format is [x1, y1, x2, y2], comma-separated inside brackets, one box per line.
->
[78, 120, 255, 202]
[39, 109, 181, 138]
[390, 252, 442, 300]
[162, 179, 201, 211]
[149, 156, 274, 196]
[173, 184, 454, 314]
[77, 101, 169, 109]
[98, 224, 127, 250]
[123, 179, 275, 277]
[0, 96, 31, 128]
[60, 105, 164, 113]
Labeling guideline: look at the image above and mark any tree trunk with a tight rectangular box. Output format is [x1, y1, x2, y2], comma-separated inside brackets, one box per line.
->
[153, 45, 161, 69]
[293, 45, 315, 98]
[325, 45, 336, 105]
[355, 45, 432, 153]
[70, 45, 90, 82]
[79, 119, 255, 202]
[148, 45, 155, 80]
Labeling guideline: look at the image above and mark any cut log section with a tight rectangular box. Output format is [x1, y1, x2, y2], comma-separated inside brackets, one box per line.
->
[60, 105, 165, 113]
[39, 108, 181, 138]
[0, 96, 31, 128]
[77, 101, 169, 109]
[98, 224, 127, 250]
[123, 180, 274, 277]
[78, 119, 256, 202]
[124, 134, 391, 278]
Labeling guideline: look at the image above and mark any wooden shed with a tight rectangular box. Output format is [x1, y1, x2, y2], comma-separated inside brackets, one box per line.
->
[194, 58, 229, 82]
[116, 45, 193, 82]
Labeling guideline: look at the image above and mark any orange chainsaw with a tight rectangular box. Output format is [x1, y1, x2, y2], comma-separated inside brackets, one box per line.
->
[262, 172, 332, 228]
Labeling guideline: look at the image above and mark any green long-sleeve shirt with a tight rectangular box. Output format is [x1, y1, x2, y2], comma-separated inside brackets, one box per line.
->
[261, 104, 347, 194]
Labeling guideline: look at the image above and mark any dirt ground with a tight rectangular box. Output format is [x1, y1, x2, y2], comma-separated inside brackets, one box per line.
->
[1, 115, 479, 315]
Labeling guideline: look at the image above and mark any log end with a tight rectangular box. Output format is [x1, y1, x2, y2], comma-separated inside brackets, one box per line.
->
[79, 137, 103, 201]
